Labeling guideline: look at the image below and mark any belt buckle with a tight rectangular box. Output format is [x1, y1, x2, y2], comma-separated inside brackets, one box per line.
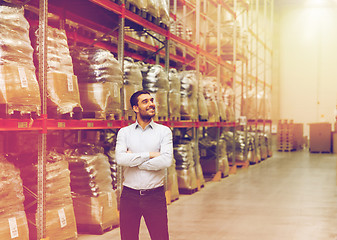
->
[140, 190, 147, 196]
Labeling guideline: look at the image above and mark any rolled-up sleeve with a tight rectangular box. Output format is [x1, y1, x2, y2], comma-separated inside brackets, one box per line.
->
[115, 128, 150, 167]
[138, 127, 173, 171]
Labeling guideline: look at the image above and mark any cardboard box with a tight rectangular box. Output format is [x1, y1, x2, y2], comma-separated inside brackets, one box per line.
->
[309, 123, 331, 153]
[0, 64, 41, 115]
[73, 191, 119, 234]
[47, 72, 82, 114]
[0, 211, 29, 240]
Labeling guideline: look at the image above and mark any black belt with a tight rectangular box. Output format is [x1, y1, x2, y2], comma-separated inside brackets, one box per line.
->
[123, 186, 164, 196]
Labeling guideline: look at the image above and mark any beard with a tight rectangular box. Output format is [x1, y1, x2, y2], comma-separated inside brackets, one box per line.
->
[139, 106, 155, 121]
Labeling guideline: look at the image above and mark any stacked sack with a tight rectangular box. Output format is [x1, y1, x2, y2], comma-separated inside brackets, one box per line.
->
[168, 68, 181, 120]
[167, 158, 180, 203]
[224, 85, 235, 122]
[202, 77, 220, 122]
[197, 74, 208, 121]
[212, 78, 227, 122]
[12, 151, 78, 240]
[65, 144, 119, 234]
[0, 157, 29, 240]
[223, 131, 245, 164]
[242, 88, 257, 119]
[191, 140, 205, 188]
[173, 139, 198, 192]
[199, 128, 219, 175]
[0, 4, 41, 117]
[247, 132, 259, 164]
[33, 26, 82, 118]
[123, 57, 143, 118]
[71, 47, 123, 119]
[141, 63, 169, 120]
[103, 131, 118, 190]
[126, 0, 169, 26]
[179, 71, 198, 120]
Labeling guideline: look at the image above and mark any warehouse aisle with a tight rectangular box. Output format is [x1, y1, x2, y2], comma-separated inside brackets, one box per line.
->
[79, 150, 337, 240]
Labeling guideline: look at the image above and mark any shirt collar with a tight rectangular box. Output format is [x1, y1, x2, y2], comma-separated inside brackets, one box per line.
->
[135, 119, 154, 130]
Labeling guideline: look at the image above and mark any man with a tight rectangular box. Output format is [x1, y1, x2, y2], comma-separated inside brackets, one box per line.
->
[115, 90, 173, 240]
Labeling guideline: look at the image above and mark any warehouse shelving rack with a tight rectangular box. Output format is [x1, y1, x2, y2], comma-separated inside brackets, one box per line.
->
[1, 0, 273, 238]
[246, 0, 273, 163]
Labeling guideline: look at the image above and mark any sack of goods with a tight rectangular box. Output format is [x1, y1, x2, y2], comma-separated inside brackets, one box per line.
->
[64, 144, 119, 234]
[179, 71, 198, 120]
[247, 132, 259, 164]
[33, 26, 82, 117]
[0, 157, 29, 240]
[168, 68, 181, 120]
[223, 131, 245, 163]
[223, 85, 235, 122]
[127, 0, 169, 26]
[71, 47, 123, 119]
[140, 63, 169, 119]
[123, 57, 143, 115]
[191, 140, 205, 188]
[202, 77, 220, 122]
[174, 140, 198, 192]
[10, 151, 77, 240]
[167, 158, 180, 203]
[104, 131, 118, 190]
[0, 5, 41, 117]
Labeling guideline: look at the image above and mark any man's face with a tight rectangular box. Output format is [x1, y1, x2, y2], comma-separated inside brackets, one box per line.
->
[133, 94, 156, 120]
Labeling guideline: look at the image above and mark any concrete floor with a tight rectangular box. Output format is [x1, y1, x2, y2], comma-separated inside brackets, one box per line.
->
[79, 150, 337, 240]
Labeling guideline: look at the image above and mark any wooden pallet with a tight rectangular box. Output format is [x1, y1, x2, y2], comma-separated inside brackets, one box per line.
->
[77, 224, 118, 235]
[181, 115, 197, 121]
[0, 104, 38, 119]
[154, 115, 168, 121]
[124, 1, 168, 29]
[179, 188, 198, 195]
[47, 106, 82, 120]
[169, 116, 180, 121]
[124, 110, 136, 121]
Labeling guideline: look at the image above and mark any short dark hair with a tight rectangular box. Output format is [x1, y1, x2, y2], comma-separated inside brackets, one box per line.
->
[130, 90, 152, 108]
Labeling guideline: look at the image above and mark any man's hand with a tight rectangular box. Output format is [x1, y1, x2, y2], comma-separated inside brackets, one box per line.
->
[149, 152, 160, 159]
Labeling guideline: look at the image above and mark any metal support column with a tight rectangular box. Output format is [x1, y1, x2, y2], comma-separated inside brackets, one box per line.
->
[37, 0, 48, 239]
[231, 0, 238, 167]
[117, 0, 125, 202]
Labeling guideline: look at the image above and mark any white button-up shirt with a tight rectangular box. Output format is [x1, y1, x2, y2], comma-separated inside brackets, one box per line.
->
[115, 120, 173, 190]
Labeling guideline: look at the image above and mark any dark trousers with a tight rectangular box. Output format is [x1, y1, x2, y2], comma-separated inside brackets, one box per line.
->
[120, 186, 169, 240]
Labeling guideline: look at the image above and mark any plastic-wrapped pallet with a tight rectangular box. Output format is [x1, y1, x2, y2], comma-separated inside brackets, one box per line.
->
[123, 57, 143, 119]
[247, 132, 258, 164]
[208, 77, 227, 122]
[199, 135, 218, 175]
[103, 131, 118, 190]
[224, 85, 235, 122]
[167, 158, 179, 203]
[222, 131, 246, 163]
[168, 68, 181, 120]
[266, 132, 273, 157]
[259, 133, 268, 160]
[202, 77, 220, 122]
[179, 71, 198, 120]
[141, 63, 169, 120]
[218, 139, 230, 177]
[33, 26, 82, 117]
[191, 140, 205, 188]
[71, 47, 123, 119]
[174, 140, 198, 193]
[64, 144, 119, 234]
[258, 90, 272, 120]
[12, 151, 77, 240]
[0, 5, 41, 117]
[242, 88, 257, 119]
[0, 156, 29, 240]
